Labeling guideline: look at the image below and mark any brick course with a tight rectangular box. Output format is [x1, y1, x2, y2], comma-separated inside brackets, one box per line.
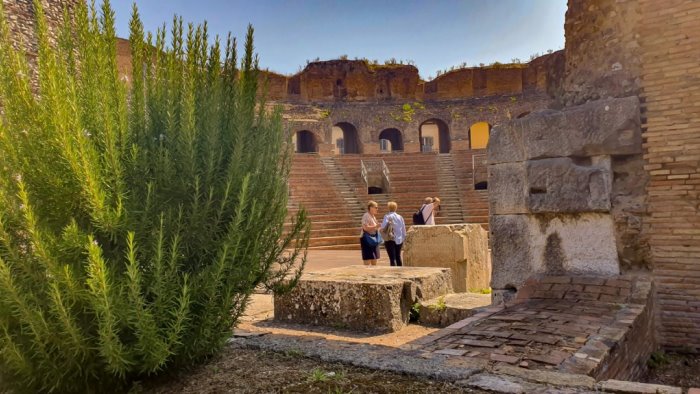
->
[638, 0, 700, 351]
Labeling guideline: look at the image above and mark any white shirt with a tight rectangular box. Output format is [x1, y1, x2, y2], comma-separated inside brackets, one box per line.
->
[421, 203, 435, 225]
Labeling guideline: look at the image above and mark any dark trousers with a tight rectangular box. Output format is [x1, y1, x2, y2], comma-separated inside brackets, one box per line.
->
[384, 241, 403, 266]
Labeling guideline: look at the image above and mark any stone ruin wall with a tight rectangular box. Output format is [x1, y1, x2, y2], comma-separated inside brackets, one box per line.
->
[281, 93, 553, 156]
[490, 0, 700, 351]
[261, 52, 563, 103]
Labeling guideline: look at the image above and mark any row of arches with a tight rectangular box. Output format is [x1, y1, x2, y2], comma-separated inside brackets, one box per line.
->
[295, 120, 492, 153]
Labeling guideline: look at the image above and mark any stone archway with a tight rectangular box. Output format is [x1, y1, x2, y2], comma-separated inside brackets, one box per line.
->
[294, 130, 318, 153]
[419, 118, 450, 153]
[378, 128, 404, 152]
[333, 122, 361, 154]
[469, 121, 491, 150]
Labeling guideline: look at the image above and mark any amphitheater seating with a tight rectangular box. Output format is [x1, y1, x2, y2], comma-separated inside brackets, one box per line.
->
[286, 151, 490, 249]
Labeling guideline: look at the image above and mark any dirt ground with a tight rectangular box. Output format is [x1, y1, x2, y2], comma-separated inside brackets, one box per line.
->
[642, 352, 700, 389]
[143, 347, 485, 394]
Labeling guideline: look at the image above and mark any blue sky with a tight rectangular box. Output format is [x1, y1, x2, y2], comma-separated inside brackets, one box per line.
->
[112, 1, 567, 79]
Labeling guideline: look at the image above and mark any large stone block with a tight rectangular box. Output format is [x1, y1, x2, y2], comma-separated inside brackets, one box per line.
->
[488, 162, 528, 215]
[490, 213, 619, 292]
[274, 266, 452, 332]
[526, 156, 612, 213]
[487, 116, 529, 165]
[522, 96, 641, 159]
[403, 224, 490, 292]
[489, 215, 540, 291]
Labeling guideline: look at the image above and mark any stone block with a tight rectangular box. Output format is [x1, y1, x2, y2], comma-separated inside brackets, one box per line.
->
[522, 96, 641, 159]
[490, 214, 619, 294]
[418, 292, 491, 327]
[403, 224, 490, 292]
[488, 162, 528, 214]
[487, 117, 528, 165]
[526, 156, 612, 213]
[489, 215, 540, 292]
[274, 266, 452, 332]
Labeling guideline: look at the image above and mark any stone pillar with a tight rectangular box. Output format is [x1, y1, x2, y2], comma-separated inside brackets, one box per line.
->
[487, 96, 644, 304]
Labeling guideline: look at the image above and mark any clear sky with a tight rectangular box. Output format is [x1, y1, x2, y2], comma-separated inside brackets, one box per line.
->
[112, 0, 567, 80]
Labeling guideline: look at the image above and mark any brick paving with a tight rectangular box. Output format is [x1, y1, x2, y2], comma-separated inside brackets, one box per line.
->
[408, 275, 652, 377]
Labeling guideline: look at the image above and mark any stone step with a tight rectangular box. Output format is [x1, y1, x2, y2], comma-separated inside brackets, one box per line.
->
[417, 292, 492, 328]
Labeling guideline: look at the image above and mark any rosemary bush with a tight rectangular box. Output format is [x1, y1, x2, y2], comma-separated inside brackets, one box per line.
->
[0, 1, 308, 392]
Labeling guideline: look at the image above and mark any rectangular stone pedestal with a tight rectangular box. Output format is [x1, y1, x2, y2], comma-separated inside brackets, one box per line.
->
[274, 266, 452, 332]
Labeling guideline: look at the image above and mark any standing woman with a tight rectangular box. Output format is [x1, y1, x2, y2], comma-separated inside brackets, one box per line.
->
[360, 200, 381, 266]
[381, 201, 406, 266]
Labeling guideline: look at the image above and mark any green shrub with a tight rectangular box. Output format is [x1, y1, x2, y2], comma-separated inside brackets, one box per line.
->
[0, 1, 309, 392]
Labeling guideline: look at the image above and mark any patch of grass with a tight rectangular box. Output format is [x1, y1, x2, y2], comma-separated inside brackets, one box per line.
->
[308, 368, 346, 384]
[471, 288, 492, 294]
[331, 322, 349, 330]
[308, 368, 330, 383]
[428, 296, 447, 312]
[648, 351, 670, 369]
[283, 348, 304, 359]
[409, 302, 421, 322]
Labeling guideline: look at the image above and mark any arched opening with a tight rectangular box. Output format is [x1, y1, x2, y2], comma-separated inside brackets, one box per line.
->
[378, 128, 403, 152]
[294, 130, 318, 153]
[419, 119, 451, 153]
[469, 122, 491, 150]
[368, 186, 384, 194]
[333, 122, 361, 154]
[474, 181, 488, 190]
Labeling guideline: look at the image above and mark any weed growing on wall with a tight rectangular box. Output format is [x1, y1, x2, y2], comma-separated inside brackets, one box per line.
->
[0, 1, 309, 392]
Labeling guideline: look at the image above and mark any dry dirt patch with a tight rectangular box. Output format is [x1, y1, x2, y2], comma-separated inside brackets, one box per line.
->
[143, 347, 486, 393]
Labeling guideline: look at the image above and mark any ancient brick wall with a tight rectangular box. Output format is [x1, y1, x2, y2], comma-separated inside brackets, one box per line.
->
[561, 0, 642, 107]
[638, 0, 700, 351]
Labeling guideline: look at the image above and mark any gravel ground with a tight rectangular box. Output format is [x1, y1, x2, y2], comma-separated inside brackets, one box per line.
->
[642, 352, 700, 389]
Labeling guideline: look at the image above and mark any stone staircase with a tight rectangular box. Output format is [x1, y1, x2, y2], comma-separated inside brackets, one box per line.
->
[436, 154, 466, 224]
[287, 151, 490, 249]
[287, 154, 360, 250]
[451, 151, 489, 228]
[319, 156, 365, 221]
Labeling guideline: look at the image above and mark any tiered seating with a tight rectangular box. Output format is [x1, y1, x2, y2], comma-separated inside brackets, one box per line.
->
[451, 150, 489, 229]
[286, 151, 490, 249]
[286, 154, 359, 249]
[335, 153, 456, 223]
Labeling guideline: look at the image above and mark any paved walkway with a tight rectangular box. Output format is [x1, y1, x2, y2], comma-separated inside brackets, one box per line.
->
[304, 249, 391, 271]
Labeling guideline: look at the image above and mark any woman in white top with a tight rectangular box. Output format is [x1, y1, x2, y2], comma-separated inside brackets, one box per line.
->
[381, 201, 407, 266]
[360, 200, 381, 266]
[421, 197, 436, 225]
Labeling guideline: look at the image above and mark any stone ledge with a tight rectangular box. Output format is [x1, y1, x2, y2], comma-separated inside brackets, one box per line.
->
[274, 266, 452, 332]
[418, 292, 492, 327]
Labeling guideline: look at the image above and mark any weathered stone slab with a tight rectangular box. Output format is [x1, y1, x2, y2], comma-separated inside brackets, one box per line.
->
[418, 292, 491, 327]
[490, 214, 619, 292]
[597, 380, 682, 394]
[523, 97, 642, 160]
[403, 224, 490, 292]
[489, 162, 528, 215]
[274, 266, 452, 332]
[526, 156, 612, 213]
